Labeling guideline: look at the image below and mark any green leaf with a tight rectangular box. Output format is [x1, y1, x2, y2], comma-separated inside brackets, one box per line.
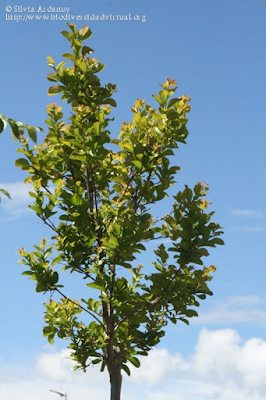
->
[179, 318, 189, 325]
[74, 39, 82, 51]
[36, 282, 48, 293]
[48, 336, 54, 344]
[155, 244, 169, 263]
[56, 62, 67, 71]
[121, 142, 134, 153]
[107, 236, 119, 249]
[185, 309, 198, 318]
[152, 95, 163, 105]
[70, 194, 83, 206]
[132, 160, 142, 170]
[43, 326, 54, 337]
[102, 98, 117, 107]
[61, 30, 72, 41]
[48, 85, 63, 95]
[206, 238, 224, 247]
[51, 254, 64, 267]
[197, 294, 207, 300]
[8, 120, 24, 141]
[0, 188, 11, 200]
[25, 125, 37, 143]
[128, 356, 140, 368]
[167, 110, 179, 120]
[69, 154, 87, 162]
[212, 238, 224, 246]
[92, 358, 102, 365]
[122, 364, 131, 376]
[87, 282, 105, 291]
[168, 98, 179, 107]
[21, 271, 34, 277]
[100, 361, 106, 372]
[0, 114, 7, 134]
[75, 60, 87, 74]
[79, 26, 92, 40]
[15, 158, 30, 169]
[67, 23, 78, 33]
[35, 126, 43, 133]
[82, 46, 94, 56]
[0, 119, 4, 134]
[29, 205, 42, 215]
[62, 53, 76, 62]
[47, 71, 59, 82]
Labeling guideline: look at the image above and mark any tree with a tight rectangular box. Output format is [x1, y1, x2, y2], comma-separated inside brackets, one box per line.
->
[3, 23, 224, 400]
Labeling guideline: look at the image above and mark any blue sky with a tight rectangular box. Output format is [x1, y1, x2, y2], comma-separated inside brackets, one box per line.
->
[1, 1, 266, 399]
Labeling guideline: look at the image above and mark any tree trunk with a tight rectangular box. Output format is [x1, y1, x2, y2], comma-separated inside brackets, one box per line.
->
[109, 363, 122, 400]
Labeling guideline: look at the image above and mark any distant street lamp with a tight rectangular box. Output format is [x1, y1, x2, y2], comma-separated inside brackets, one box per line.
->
[49, 389, 67, 400]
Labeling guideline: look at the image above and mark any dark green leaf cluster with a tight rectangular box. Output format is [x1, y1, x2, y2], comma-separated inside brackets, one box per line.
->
[19, 239, 62, 293]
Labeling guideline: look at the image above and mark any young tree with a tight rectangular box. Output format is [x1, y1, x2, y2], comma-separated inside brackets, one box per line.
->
[3, 24, 224, 400]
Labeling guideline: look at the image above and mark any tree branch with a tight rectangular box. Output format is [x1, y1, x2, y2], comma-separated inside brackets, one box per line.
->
[40, 216, 58, 233]
[133, 170, 153, 213]
[85, 167, 94, 214]
[90, 165, 99, 217]
[55, 288, 106, 330]
[114, 252, 194, 332]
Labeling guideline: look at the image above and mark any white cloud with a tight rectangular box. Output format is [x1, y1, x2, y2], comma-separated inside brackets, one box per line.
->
[227, 295, 263, 307]
[229, 226, 266, 233]
[128, 348, 188, 386]
[192, 328, 241, 378]
[191, 328, 266, 396]
[0, 182, 32, 222]
[194, 295, 266, 326]
[230, 209, 265, 218]
[229, 210, 266, 232]
[237, 338, 266, 391]
[0, 380, 108, 400]
[0, 182, 30, 203]
[2, 328, 266, 399]
[35, 348, 108, 384]
[0, 349, 109, 400]
[35, 348, 76, 382]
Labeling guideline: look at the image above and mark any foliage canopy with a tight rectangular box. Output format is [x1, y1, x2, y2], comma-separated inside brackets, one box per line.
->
[0, 23, 223, 400]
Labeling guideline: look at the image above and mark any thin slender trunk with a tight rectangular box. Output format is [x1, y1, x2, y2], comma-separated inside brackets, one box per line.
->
[108, 362, 122, 400]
